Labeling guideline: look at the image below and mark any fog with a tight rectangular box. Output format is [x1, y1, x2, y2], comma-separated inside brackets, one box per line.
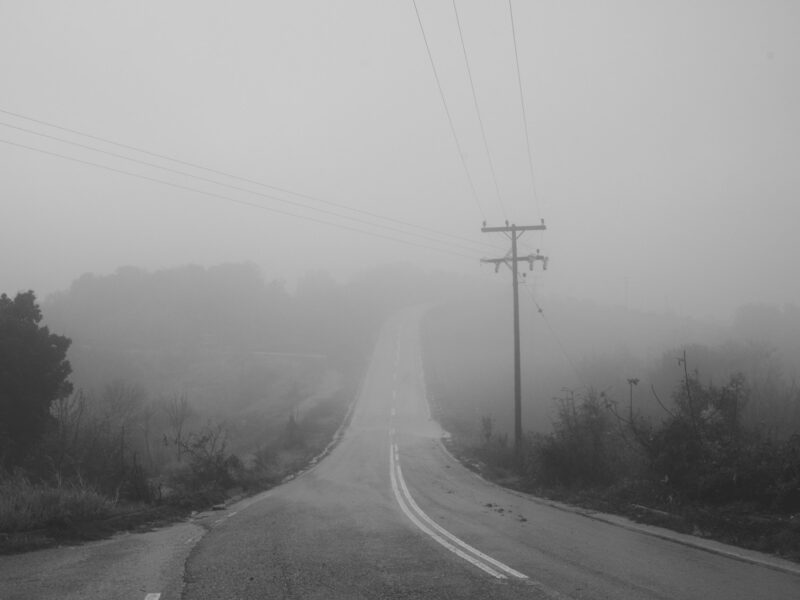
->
[2, 1, 798, 319]
[5, 3, 800, 585]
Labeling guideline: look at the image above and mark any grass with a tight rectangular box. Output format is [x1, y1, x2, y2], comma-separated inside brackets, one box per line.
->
[0, 394, 355, 555]
[0, 474, 117, 533]
[0, 474, 197, 554]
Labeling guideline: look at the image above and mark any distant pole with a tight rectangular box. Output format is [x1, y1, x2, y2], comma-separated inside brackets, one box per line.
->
[481, 221, 548, 460]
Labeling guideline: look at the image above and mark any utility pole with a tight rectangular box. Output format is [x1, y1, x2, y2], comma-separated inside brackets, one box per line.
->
[481, 220, 548, 460]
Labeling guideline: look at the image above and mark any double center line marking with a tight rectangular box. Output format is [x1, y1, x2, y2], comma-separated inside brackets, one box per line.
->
[389, 441, 528, 580]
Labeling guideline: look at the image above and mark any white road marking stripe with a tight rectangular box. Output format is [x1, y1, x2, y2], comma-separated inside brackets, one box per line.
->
[391, 407, 396, 417]
[395, 458, 528, 580]
[144, 594, 161, 600]
[393, 443, 528, 579]
[389, 444, 506, 579]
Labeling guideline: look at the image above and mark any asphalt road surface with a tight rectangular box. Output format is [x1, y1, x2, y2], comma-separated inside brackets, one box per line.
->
[181, 309, 799, 599]
[2, 309, 799, 599]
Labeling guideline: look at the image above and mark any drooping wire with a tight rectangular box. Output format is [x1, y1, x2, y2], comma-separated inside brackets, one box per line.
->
[451, 0, 507, 221]
[0, 107, 497, 253]
[0, 121, 494, 256]
[508, 0, 541, 218]
[0, 138, 482, 261]
[521, 279, 584, 386]
[411, 0, 487, 223]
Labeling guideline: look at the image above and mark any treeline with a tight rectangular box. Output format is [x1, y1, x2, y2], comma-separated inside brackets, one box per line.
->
[522, 365, 800, 511]
[43, 262, 459, 396]
[1, 262, 453, 543]
[424, 293, 800, 440]
[423, 298, 800, 558]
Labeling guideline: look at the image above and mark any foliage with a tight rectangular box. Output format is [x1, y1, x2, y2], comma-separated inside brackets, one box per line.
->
[525, 390, 634, 489]
[0, 473, 115, 533]
[472, 416, 515, 474]
[0, 264, 421, 538]
[612, 360, 799, 511]
[174, 423, 238, 493]
[0, 291, 73, 466]
[514, 360, 800, 513]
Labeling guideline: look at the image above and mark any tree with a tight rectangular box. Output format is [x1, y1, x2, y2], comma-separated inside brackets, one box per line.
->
[164, 393, 192, 461]
[0, 291, 73, 466]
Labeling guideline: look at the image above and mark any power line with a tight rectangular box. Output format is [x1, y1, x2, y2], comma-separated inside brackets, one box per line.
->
[411, 0, 487, 222]
[451, 0, 507, 220]
[521, 281, 584, 386]
[0, 137, 482, 261]
[0, 107, 497, 253]
[508, 0, 541, 217]
[0, 120, 494, 256]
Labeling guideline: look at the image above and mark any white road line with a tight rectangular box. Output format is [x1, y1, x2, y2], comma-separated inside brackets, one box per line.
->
[396, 458, 528, 579]
[390, 442, 529, 580]
[144, 594, 161, 600]
[391, 407, 396, 417]
[390, 444, 506, 579]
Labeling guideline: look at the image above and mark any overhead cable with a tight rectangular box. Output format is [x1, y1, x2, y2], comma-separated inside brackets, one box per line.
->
[0, 138, 481, 261]
[411, 0, 487, 222]
[0, 121, 494, 256]
[508, 0, 541, 216]
[452, 0, 507, 220]
[522, 281, 584, 385]
[0, 107, 497, 253]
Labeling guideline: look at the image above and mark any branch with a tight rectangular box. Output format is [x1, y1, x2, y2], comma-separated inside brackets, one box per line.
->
[650, 385, 675, 418]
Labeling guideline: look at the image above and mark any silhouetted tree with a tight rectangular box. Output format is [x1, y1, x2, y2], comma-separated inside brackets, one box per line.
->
[0, 291, 73, 466]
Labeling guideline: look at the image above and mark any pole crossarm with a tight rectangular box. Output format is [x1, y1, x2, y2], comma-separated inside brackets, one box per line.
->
[481, 252, 548, 273]
[481, 219, 545, 234]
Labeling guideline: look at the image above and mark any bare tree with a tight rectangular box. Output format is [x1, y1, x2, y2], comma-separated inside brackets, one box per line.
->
[164, 393, 192, 461]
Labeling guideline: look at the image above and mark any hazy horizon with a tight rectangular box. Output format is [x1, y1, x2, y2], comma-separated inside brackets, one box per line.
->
[3, 1, 798, 320]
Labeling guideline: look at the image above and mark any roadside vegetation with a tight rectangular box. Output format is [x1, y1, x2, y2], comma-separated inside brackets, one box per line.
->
[423, 301, 800, 562]
[1, 263, 443, 553]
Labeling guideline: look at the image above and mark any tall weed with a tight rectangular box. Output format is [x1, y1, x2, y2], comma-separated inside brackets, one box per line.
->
[0, 474, 115, 532]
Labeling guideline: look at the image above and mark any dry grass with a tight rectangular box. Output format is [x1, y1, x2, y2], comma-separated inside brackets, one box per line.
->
[0, 474, 116, 533]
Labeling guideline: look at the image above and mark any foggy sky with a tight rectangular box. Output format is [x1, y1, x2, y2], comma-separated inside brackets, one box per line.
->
[2, 1, 798, 318]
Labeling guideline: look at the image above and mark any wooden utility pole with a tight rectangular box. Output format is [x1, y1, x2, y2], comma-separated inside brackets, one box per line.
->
[481, 221, 548, 459]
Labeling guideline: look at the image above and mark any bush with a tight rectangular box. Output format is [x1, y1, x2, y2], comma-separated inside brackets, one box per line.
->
[524, 390, 632, 489]
[643, 370, 781, 506]
[164, 423, 239, 498]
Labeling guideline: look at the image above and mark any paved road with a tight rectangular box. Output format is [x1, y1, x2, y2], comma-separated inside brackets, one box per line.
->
[0, 521, 201, 600]
[2, 309, 798, 599]
[182, 310, 800, 599]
